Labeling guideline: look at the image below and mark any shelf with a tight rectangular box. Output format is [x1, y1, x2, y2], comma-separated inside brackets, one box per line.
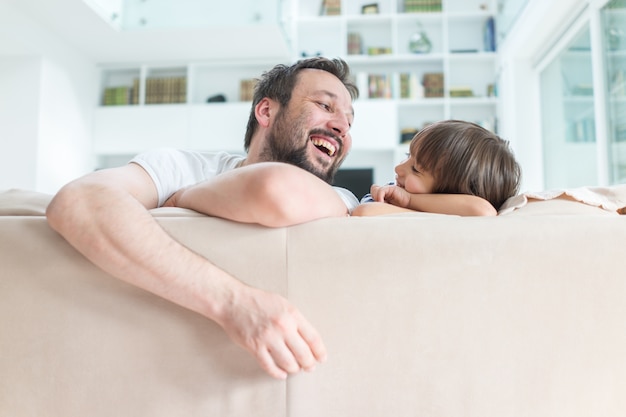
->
[345, 53, 445, 64]
[397, 97, 446, 106]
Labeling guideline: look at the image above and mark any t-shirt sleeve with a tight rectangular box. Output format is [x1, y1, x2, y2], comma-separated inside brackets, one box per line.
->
[333, 186, 359, 214]
[130, 148, 208, 207]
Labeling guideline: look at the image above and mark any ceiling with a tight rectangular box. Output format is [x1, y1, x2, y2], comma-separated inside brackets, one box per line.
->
[5, 0, 291, 64]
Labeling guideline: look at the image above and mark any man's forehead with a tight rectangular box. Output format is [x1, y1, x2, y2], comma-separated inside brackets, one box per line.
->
[297, 69, 342, 88]
[296, 69, 351, 100]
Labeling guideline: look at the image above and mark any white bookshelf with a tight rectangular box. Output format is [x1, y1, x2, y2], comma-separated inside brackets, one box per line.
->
[94, 0, 499, 184]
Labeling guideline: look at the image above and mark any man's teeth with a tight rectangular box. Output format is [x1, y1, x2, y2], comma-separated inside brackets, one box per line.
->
[311, 138, 336, 156]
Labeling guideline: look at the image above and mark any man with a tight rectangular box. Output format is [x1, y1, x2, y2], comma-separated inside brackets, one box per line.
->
[46, 57, 359, 380]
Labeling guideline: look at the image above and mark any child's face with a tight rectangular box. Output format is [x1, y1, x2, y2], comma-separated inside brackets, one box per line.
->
[394, 153, 435, 194]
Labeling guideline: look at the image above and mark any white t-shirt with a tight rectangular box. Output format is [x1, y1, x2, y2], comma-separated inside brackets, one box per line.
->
[131, 148, 359, 212]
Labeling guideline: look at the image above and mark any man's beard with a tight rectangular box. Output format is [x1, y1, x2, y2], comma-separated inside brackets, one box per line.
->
[260, 110, 343, 184]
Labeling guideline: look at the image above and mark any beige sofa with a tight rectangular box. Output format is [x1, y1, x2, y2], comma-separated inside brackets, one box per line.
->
[2, 188, 626, 416]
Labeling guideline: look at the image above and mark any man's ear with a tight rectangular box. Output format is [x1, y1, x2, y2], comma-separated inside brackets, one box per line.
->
[254, 97, 278, 128]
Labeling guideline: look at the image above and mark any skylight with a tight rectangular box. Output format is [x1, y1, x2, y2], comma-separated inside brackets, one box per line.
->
[83, 0, 282, 31]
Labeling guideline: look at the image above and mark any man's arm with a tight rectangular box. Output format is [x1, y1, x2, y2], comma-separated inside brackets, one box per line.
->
[46, 163, 327, 379]
[164, 162, 349, 226]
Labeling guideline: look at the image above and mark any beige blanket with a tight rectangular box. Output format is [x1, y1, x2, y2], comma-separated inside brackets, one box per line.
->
[499, 185, 626, 215]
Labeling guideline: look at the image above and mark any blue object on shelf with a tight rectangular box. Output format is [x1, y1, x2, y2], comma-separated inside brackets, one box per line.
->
[483, 17, 496, 52]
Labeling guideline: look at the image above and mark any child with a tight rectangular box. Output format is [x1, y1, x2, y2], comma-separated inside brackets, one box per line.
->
[353, 120, 521, 217]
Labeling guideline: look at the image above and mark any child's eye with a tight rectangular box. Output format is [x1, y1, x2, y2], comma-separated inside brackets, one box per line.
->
[412, 166, 420, 174]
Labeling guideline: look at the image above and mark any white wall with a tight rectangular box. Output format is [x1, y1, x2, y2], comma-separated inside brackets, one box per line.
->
[0, 57, 42, 191]
[0, 1, 97, 194]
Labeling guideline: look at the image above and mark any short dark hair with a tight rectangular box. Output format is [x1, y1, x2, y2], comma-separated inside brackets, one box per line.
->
[410, 120, 521, 210]
[243, 57, 359, 151]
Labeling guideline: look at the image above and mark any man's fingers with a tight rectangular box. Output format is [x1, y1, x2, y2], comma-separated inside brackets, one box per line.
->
[284, 333, 317, 372]
[296, 314, 327, 364]
[268, 341, 302, 375]
[257, 315, 326, 378]
[257, 348, 288, 380]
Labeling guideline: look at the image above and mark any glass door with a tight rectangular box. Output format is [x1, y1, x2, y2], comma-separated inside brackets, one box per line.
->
[602, 0, 626, 184]
[540, 25, 598, 188]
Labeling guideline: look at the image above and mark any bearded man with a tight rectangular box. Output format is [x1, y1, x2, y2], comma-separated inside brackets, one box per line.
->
[46, 57, 359, 380]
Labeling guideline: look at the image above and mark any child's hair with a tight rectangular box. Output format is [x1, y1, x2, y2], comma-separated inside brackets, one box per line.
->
[410, 120, 521, 210]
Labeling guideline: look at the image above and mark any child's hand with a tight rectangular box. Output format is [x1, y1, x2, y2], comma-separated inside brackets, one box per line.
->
[370, 184, 411, 208]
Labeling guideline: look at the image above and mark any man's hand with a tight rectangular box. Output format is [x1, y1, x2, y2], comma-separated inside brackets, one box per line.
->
[218, 284, 327, 379]
[370, 184, 411, 208]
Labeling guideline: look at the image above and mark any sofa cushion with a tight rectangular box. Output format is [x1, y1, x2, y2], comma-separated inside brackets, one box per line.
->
[0, 189, 52, 216]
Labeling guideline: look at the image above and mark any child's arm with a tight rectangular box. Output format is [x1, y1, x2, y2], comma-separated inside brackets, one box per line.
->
[405, 193, 496, 216]
[355, 184, 496, 216]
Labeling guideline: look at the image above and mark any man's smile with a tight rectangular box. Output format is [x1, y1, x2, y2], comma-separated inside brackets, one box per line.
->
[309, 131, 341, 158]
[310, 137, 336, 157]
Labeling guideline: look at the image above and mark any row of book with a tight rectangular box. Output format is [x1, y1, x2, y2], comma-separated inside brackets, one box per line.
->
[102, 77, 187, 106]
[357, 72, 445, 99]
[102, 85, 139, 106]
[362, 73, 497, 100]
[404, 0, 442, 13]
[145, 77, 187, 104]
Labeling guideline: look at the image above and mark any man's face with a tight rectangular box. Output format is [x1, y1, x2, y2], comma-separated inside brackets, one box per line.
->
[261, 69, 354, 184]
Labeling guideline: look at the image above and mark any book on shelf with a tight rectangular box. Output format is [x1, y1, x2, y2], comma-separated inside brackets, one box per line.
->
[347, 32, 363, 55]
[404, 0, 442, 13]
[367, 47, 393, 56]
[240, 79, 257, 102]
[132, 78, 139, 104]
[399, 73, 424, 99]
[423, 72, 444, 97]
[368, 74, 392, 99]
[320, 0, 341, 16]
[102, 78, 140, 106]
[483, 17, 496, 52]
[449, 86, 474, 97]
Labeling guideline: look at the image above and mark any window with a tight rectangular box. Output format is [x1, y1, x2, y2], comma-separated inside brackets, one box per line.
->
[602, 0, 626, 183]
[540, 25, 597, 188]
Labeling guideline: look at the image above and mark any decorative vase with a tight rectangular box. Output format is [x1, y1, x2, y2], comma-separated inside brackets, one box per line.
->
[409, 25, 432, 54]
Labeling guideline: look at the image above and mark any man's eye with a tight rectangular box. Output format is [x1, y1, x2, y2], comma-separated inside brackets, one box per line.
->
[318, 102, 330, 110]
